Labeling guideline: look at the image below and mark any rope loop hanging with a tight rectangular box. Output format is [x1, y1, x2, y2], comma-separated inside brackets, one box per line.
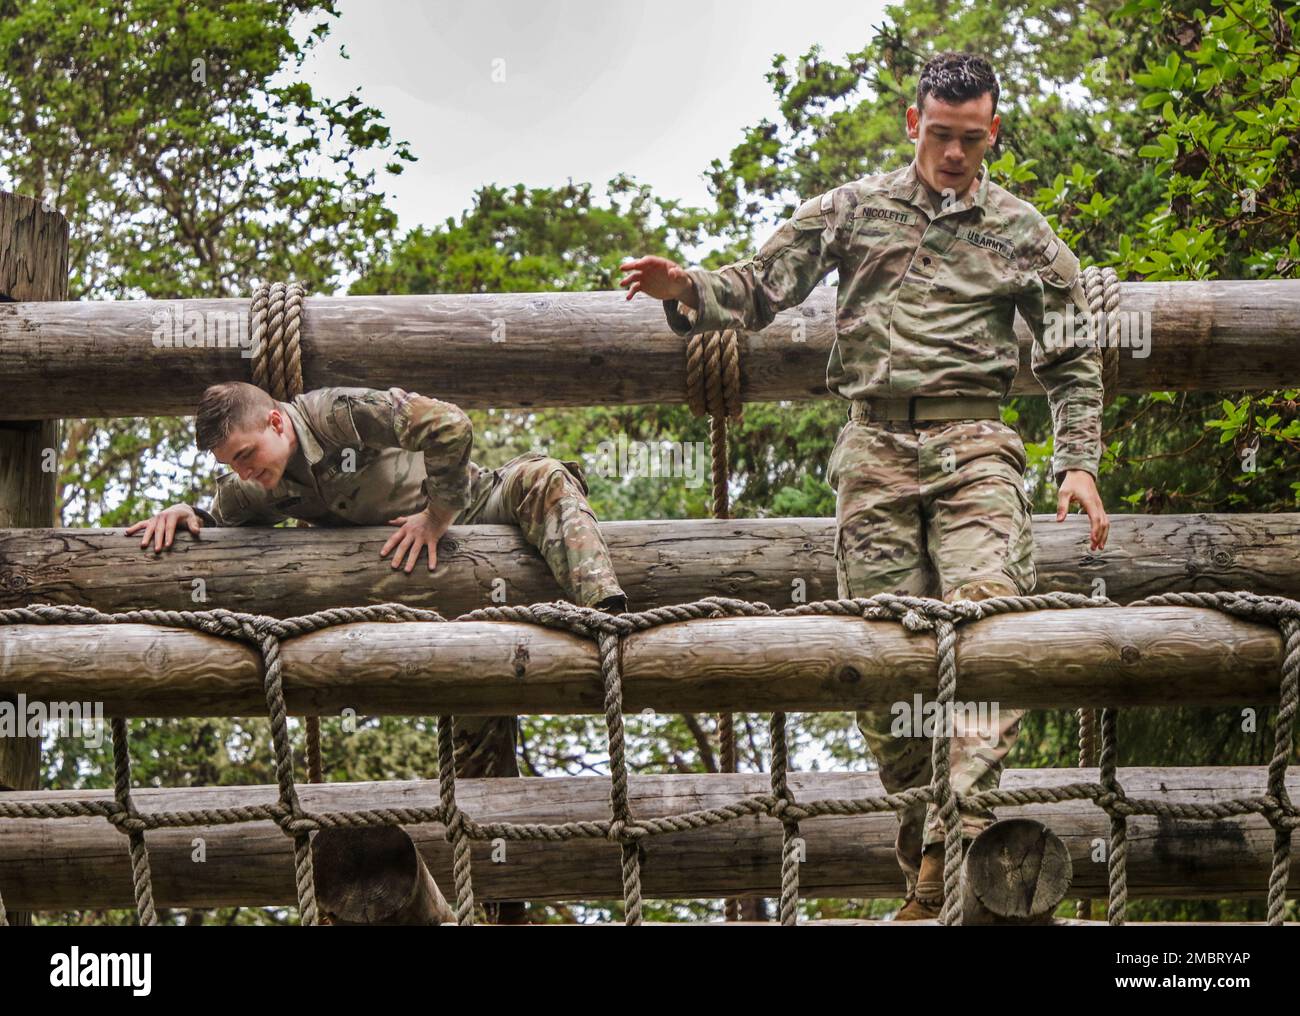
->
[248, 280, 322, 784]
[1081, 265, 1122, 408]
[685, 327, 745, 918]
[249, 281, 306, 403]
[1075, 264, 1121, 919]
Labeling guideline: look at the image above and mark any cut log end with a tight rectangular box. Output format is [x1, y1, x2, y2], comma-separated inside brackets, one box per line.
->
[312, 826, 455, 926]
[960, 818, 1073, 925]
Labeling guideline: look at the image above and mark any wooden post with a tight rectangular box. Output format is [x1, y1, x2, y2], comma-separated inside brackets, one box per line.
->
[312, 826, 456, 926]
[960, 818, 1073, 925]
[0, 192, 69, 925]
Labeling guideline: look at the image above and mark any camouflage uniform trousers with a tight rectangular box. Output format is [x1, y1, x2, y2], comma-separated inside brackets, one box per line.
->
[450, 451, 626, 782]
[826, 413, 1036, 896]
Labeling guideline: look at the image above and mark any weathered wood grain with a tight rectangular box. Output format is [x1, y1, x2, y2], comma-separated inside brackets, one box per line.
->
[0, 190, 69, 930]
[3, 513, 1296, 616]
[0, 605, 1283, 715]
[0, 768, 1292, 909]
[1, 281, 1297, 418]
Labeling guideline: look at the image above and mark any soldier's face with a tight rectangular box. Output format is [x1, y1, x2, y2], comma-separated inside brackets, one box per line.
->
[906, 93, 999, 200]
[212, 410, 293, 490]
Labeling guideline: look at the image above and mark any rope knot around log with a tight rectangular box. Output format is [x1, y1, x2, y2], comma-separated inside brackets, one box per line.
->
[105, 806, 148, 836]
[605, 819, 648, 842]
[1259, 794, 1300, 825]
[768, 796, 806, 822]
[1096, 789, 1130, 813]
[685, 330, 743, 423]
[279, 814, 321, 836]
[249, 281, 307, 402]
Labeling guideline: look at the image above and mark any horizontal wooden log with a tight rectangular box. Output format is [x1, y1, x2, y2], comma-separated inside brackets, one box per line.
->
[1, 281, 1296, 418]
[0, 605, 1284, 715]
[0, 768, 1293, 910]
[3, 513, 1297, 617]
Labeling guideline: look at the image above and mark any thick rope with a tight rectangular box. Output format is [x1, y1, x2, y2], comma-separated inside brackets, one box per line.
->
[248, 280, 323, 789]
[1075, 707, 1098, 919]
[1078, 266, 1117, 925]
[769, 711, 800, 925]
[249, 281, 306, 403]
[111, 717, 158, 926]
[686, 328, 744, 919]
[1081, 265, 1121, 408]
[437, 715, 475, 924]
[1, 589, 1295, 926]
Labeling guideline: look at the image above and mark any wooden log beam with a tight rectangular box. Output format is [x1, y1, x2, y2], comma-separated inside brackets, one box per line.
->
[312, 826, 456, 926]
[0, 605, 1285, 716]
[0, 768, 1293, 910]
[1, 281, 1297, 419]
[3, 513, 1297, 617]
[960, 818, 1073, 925]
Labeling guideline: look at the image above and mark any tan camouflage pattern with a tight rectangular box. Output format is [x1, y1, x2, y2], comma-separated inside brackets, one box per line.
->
[196, 385, 628, 781]
[664, 158, 1104, 485]
[464, 451, 625, 609]
[453, 451, 627, 784]
[828, 412, 1033, 895]
[202, 386, 476, 525]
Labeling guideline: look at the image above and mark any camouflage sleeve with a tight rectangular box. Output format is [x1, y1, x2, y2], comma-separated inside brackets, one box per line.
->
[663, 191, 841, 336]
[1019, 221, 1104, 486]
[196, 473, 288, 527]
[328, 386, 474, 513]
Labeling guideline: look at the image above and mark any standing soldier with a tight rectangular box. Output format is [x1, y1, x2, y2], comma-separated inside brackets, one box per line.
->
[620, 51, 1109, 919]
[127, 381, 629, 924]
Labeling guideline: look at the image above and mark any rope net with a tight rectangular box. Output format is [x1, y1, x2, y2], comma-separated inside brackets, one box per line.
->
[0, 589, 1296, 927]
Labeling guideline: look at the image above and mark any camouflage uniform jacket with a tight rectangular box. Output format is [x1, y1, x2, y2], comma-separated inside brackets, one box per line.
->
[663, 159, 1103, 484]
[195, 386, 484, 527]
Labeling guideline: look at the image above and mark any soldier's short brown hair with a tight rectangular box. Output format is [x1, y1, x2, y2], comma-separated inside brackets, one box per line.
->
[916, 51, 999, 118]
[195, 382, 277, 452]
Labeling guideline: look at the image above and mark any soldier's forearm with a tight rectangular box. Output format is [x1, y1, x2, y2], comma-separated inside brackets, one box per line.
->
[675, 273, 700, 310]
[423, 497, 458, 533]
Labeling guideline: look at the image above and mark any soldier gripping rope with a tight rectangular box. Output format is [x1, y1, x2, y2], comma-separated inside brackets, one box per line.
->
[126, 381, 629, 923]
[620, 51, 1110, 919]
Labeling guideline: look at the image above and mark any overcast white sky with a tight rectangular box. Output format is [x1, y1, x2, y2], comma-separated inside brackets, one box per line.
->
[300, 0, 890, 236]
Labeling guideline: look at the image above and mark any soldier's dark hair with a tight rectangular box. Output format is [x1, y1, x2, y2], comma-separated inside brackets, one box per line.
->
[196, 381, 277, 451]
[916, 52, 999, 118]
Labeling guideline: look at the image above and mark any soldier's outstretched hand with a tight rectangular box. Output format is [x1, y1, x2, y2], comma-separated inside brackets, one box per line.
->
[1056, 470, 1109, 552]
[382, 512, 442, 573]
[618, 255, 697, 306]
[125, 504, 202, 552]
